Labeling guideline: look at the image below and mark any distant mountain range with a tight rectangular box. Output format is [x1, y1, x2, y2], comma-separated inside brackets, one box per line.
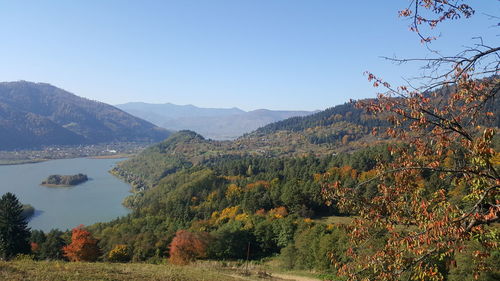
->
[0, 81, 170, 149]
[115, 102, 316, 140]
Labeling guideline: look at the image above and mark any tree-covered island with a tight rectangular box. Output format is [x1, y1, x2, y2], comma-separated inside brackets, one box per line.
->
[41, 174, 88, 187]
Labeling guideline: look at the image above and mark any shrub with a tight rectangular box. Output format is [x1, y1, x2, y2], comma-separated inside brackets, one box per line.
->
[107, 244, 131, 262]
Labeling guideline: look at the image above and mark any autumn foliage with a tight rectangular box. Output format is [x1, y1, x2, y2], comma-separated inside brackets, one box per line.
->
[398, 0, 474, 43]
[320, 1, 499, 280]
[63, 225, 100, 262]
[30, 242, 39, 253]
[168, 230, 210, 265]
[107, 244, 131, 262]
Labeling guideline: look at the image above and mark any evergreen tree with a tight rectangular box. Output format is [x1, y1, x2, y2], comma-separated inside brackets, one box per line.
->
[0, 192, 31, 260]
[39, 229, 66, 260]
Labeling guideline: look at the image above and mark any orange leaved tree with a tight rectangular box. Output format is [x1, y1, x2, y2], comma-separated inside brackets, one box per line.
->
[322, 1, 499, 280]
[169, 230, 210, 265]
[63, 225, 100, 262]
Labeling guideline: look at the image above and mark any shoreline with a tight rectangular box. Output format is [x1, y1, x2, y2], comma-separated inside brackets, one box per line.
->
[0, 142, 146, 166]
[87, 154, 133, 159]
[0, 155, 132, 166]
[0, 159, 49, 166]
[40, 183, 75, 188]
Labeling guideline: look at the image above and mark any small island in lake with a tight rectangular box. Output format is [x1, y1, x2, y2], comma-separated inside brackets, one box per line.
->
[41, 173, 88, 187]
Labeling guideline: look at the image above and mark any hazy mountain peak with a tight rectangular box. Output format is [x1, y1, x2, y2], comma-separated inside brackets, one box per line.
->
[116, 102, 315, 140]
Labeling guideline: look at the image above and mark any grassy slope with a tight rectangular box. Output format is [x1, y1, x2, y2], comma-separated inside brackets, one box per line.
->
[0, 260, 327, 281]
[0, 261, 241, 281]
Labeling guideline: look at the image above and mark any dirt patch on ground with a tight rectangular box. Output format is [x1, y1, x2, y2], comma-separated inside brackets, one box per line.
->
[271, 273, 321, 281]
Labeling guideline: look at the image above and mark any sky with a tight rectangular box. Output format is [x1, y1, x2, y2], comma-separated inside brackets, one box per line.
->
[0, 0, 498, 111]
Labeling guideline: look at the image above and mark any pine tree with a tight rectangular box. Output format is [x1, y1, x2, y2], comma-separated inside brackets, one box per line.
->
[39, 229, 66, 260]
[0, 192, 31, 260]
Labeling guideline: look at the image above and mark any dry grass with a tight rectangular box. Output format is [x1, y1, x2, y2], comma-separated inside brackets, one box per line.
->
[314, 215, 354, 225]
[0, 260, 241, 281]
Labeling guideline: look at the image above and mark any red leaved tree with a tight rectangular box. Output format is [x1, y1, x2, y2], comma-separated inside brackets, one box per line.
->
[169, 230, 210, 265]
[322, 1, 499, 280]
[63, 225, 101, 262]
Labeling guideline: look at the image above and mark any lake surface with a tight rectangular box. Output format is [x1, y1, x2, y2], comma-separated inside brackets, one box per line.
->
[0, 158, 131, 231]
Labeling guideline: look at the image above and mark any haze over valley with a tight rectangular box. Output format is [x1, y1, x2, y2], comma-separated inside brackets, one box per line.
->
[116, 102, 317, 140]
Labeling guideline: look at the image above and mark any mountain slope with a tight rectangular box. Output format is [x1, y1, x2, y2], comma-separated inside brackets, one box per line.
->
[115, 102, 315, 140]
[0, 81, 170, 149]
[112, 101, 390, 190]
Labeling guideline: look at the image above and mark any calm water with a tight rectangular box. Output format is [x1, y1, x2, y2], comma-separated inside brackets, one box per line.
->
[0, 158, 131, 231]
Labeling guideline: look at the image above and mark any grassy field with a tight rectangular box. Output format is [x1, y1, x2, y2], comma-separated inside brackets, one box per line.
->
[0, 260, 320, 281]
[0, 260, 242, 281]
[0, 260, 324, 281]
[314, 215, 354, 225]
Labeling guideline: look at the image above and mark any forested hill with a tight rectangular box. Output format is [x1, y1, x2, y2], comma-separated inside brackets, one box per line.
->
[252, 102, 385, 137]
[112, 101, 389, 190]
[0, 81, 170, 149]
[253, 87, 500, 138]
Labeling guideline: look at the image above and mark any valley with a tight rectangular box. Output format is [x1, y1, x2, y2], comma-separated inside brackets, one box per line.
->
[0, 1, 498, 280]
[116, 102, 317, 140]
[0, 82, 498, 280]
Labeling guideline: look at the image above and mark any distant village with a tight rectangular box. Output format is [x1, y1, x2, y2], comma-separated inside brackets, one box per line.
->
[0, 142, 149, 164]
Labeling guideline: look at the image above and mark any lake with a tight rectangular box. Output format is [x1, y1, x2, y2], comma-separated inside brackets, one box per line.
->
[0, 158, 131, 231]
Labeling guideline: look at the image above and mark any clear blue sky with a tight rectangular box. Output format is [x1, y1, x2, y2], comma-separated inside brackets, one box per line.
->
[0, 0, 497, 111]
